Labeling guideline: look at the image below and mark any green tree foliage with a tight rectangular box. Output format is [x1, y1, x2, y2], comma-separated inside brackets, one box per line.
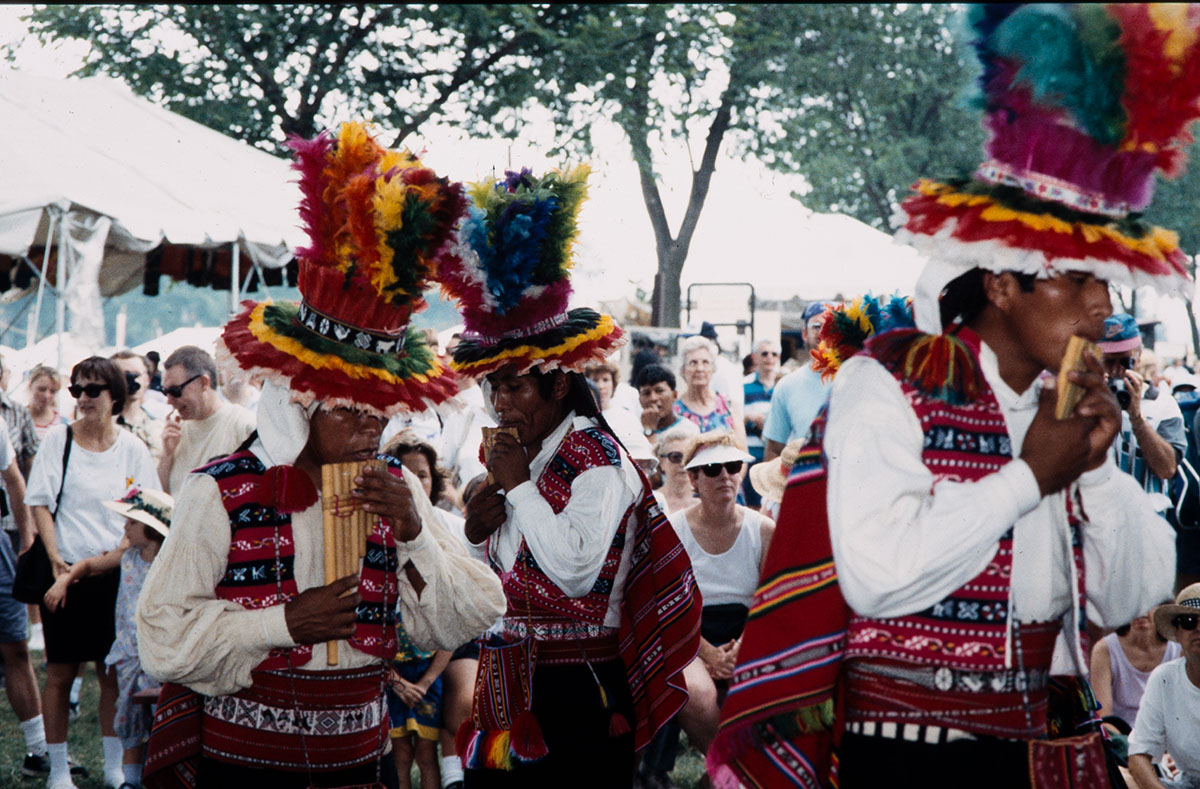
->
[750, 4, 984, 230]
[1141, 145, 1200, 356]
[17, 4, 572, 152]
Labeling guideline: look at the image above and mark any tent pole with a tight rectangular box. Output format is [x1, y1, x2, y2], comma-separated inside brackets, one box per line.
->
[56, 212, 67, 371]
[31, 206, 61, 352]
[230, 241, 240, 315]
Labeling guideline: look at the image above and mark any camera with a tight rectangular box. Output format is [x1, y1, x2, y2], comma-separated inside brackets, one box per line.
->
[1109, 378, 1132, 410]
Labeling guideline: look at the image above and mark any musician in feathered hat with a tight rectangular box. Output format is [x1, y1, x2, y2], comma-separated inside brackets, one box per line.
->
[710, 6, 1192, 788]
[442, 167, 700, 787]
[136, 123, 505, 788]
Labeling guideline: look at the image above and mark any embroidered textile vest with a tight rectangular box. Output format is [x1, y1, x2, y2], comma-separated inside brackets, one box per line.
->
[498, 427, 631, 647]
[842, 330, 1088, 737]
[203, 450, 400, 670]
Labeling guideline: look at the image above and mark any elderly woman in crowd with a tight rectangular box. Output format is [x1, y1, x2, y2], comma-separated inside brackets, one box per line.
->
[26, 356, 159, 789]
[652, 423, 698, 516]
[673, 336, 747, 450]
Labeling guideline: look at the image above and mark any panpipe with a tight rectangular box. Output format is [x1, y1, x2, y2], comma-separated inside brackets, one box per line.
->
[480, 426, 519, 483]
[321, 458, 386, 665]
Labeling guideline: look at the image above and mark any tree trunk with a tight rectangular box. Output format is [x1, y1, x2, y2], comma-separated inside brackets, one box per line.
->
[633, 89, 734, 328]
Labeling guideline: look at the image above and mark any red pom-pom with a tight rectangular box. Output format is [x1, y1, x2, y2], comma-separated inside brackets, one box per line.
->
[608, 712, 631, 738]
[454, 718, 476, 763]
[509, 709, 549, 761]
[263, 465, 319, 513]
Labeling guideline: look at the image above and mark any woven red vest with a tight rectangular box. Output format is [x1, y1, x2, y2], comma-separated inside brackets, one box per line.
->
[842, 329, 1087, 737]
[499, 427, 630, 659]
[203, 450, 400, 670]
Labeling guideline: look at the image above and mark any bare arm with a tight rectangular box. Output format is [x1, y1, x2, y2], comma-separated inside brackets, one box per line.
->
[763, 439, 784, 463]
[1128, 754, 1167, 789]
[32, 505, 67, 577]
[1130, 417, 1178, 480]
[1089, 638, 1116, 727]
[1, 462, 34, 552]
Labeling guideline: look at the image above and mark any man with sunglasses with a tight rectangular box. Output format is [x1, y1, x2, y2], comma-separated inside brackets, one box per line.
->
[156, 345, 254, 494]
[1099, 313, 1186, 513]
[1128, 583, 1200, 789]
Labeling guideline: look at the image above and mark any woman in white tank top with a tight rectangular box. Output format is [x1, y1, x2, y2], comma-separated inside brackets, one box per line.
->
[663, 432, 774, 768]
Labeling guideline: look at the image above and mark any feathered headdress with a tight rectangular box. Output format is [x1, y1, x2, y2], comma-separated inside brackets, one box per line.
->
[442, 166, 625, 377]
[898, 3, 1200, 318]
[810, 294, 915, 380]
[218, 122, 467, 417]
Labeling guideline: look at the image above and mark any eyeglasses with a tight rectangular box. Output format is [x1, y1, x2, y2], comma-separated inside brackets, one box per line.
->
[758, 351, 780, 357]
[1174, 614, 1199, 631]
[68, 383, 109, 399]
[698, 461, 743, 477]
[659, 451, 684, 465]
[162, 373, 203, 398]
[1105, 357, 1135, 373]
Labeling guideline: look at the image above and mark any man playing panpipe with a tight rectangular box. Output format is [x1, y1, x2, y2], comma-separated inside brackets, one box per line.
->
[136, 123, 505, 788]
[444, 167, 701, 788]
[708, 6, 1192, 789]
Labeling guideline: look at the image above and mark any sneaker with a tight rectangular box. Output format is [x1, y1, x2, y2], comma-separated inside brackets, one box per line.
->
[21, 753, 88, 777]
[68, 700, 80, 720]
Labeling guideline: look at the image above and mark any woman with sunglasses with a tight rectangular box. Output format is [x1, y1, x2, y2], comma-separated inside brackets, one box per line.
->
[1128, 584, 1200, 789]
[24, 356, 159, 789]
[670, 432, 774, 776]
[652, 425, 699, 516]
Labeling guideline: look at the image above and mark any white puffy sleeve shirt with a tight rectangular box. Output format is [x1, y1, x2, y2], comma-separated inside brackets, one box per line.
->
[825, 346, 1175, 667]
[468, 413, 641, 628]
[137, 462, 506, 697]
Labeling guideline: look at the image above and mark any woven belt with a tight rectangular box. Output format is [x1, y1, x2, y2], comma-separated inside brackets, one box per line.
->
[846, 720, 977, 745]
[535, 634, 622, 665]
[849, 660, 1049, 694]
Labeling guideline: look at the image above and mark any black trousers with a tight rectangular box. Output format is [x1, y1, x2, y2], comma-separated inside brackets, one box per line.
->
[465, 659, 635, 789]
[836, 731, 1031, 789]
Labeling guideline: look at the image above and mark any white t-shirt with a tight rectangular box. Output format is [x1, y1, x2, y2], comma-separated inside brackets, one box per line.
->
[671, 506, 767, 608]
[26, 424, 160, 564]
[1128, 657, 1200, 781]
[169, 403, 256, 494]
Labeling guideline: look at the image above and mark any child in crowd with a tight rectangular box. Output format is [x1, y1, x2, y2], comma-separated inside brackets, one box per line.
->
[43, 488, 172, 789]
[388, 618, 452, 789]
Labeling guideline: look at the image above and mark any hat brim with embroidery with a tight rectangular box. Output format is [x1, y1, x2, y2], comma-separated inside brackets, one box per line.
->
[441, 167, 625, 378]
[219, 123, 467, 418]
[104, 488, 174, 539]
[897, 4, 1200, 330]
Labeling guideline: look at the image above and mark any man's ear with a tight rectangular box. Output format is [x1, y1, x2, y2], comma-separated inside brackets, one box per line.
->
[550, 371, 570, 402]
[982, 271, 1020, 315]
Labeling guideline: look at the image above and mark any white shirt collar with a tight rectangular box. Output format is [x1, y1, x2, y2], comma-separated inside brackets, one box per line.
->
[977, 339, 1042, 412]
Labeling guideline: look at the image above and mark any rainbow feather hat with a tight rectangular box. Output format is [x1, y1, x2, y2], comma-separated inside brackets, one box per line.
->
[442, 166, 625, 377]
[897, 4, 1200, 303]
[810, 293, 915, 380]
[218, 122, 467, 417]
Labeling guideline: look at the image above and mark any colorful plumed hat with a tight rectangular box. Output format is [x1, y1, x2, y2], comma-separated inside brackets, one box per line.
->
[218, 123, 467, 417]
[441, 166, 625, 377]
[811, 293, 915, 380]
[898, 3, 1200, 328]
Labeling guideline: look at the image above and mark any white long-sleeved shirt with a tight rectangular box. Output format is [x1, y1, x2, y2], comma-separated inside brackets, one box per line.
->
[825, 343, 1176, 672]
[138, 456, 506, 697]
[468, 413, 642, 628]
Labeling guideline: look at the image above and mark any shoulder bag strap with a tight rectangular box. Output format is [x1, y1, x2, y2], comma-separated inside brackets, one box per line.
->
[54, 425, 72, 516]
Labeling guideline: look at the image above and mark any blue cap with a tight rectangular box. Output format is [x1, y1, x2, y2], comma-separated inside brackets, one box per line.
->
[802, 302, 828, 322]
[1098, 313, 1142, 353]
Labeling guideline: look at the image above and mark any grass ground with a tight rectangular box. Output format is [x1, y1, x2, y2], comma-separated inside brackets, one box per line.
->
[1, 662, 707, 789]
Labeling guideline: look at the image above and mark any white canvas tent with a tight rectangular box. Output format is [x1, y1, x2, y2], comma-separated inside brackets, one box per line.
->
[0, 70, 305, 364]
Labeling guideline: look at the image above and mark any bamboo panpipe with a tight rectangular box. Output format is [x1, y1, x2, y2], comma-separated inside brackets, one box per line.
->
[321, 458, 385, 665]
[480, 426, 518, 483]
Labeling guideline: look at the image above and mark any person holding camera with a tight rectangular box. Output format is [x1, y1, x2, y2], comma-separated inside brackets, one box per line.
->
[1099, 314, 1186, 514]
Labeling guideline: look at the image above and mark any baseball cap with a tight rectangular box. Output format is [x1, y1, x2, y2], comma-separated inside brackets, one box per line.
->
[1098, 313, 1142, 354]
